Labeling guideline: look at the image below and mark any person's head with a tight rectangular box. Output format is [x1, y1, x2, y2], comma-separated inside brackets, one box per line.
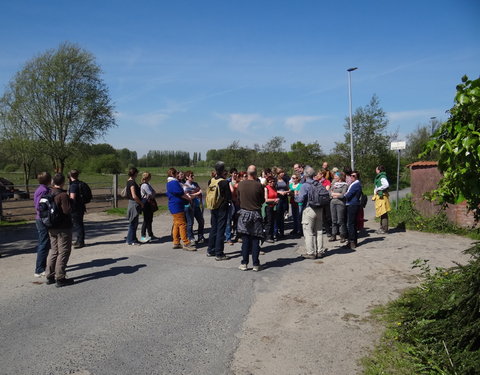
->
[239, 171, 248, 180]
[276, 168, 285, 179]
[247, 165, 257, 179]
[37, 172, 52, 186]
[185, 170, 194, 180]
[177, 171, 185, 181]
[293, 163, 304, 174]
[266, 176, 275, 185]
[291, 174, 300, 184]
[68, 169, 80, 181]
[263, 168, 272, 177]
[350, 171, 360, 181]
[322, 161, 329, 170]
[52, 173, 65, 187]
[128, 167, 139, 178]
[333, 172, 345, 182]
[167, 167, 177, 178]
[215, 161, 225, 176]
[141, 172, 151, 183]
[304, 166, 315, 179]
[376, 165, 385, 174]
[229, 167, 238, 176]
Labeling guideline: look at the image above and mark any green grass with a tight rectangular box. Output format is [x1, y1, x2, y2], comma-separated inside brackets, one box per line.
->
[105, 205, 168, 216]
[0, 219, 30, 226]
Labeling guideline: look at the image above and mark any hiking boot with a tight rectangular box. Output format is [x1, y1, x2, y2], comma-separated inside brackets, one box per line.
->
[301, 253, 316, 259]
[46, 277, 55, 285]
[172, 244, 182, 249]
[73, 243, 85, 249]
[328, 235, 337, 242]
[349, 241, 357, 249]
[56, 278, 74, 288]
[238, 264, 248, 271]
[182, 244, 197, 251]
[253, 265, 262, 272]
[215, 255, 230, 261]
[339, 236, 347, 243]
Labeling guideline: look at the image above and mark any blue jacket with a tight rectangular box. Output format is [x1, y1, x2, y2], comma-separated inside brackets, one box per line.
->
[166, 180, 185, 214]
[344, 180, 362, 206]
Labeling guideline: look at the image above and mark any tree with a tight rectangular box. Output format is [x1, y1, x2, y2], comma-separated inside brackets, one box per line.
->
[288, 141, 324, 168]
[0, 42, 116, 173]
[405, 124, 440, 164]
[422, 75, 480, 219]
[333, 95, 396, 181]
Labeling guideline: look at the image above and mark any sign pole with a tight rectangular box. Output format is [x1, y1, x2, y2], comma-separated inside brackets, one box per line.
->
[396, 149, 401, 210]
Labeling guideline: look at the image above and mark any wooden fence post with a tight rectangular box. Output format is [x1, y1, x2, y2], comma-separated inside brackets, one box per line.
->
[113, 174, 118, 208]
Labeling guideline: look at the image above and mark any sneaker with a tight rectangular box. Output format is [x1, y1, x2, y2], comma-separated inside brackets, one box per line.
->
[172, 244, 182, 249]
[349, 241, 357, 249]
[182, 244, 197, 251]
[301, 253, 316, 259]
[73, 243, 85, 249]
[227, 240, 234, 246]
[259, 250, 265, 255]
[328, 236, 337, 242]
[253, 265, 262, 272]
[34, 271, 46, 278]
[238, 264, 248, 271]
[376, 229, 387, 234]
[206, 252, 215, 257]
[317, 251, 327, 259]
[265, 238, 275, 243]
[127, 242, 141, 246]
[56, 278, 74, 288]
[140, 236, 151, 243]
[197, 237, 206, 244]
[215, 255, 230, 261]
[46, 277, 55, 285]
[339, 237, 347, 243]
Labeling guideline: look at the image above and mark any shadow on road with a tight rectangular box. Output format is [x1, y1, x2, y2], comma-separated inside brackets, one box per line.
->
[263, 256, 305, 269]
[358, 237, 385, 246]
[324, 246, 356, 257]
[73, 264, 147, 284]
[68, 257, 129, 271]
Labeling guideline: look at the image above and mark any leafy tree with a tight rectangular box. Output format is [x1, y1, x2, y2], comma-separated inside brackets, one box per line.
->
[334, 95, 396, 181]
[117, 148, 138, 169]
[288, 141, 324, 168]
[405, 123, 440, 163]
[422, 75, 480, 219]
[0, 42, 116, 173]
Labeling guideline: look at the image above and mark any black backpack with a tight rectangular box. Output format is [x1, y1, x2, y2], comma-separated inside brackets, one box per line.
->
[307, 180, 330, 208]
[38, 192, 62, 228]
[78, 181, 93, 204]
[360, 191, 368, 208]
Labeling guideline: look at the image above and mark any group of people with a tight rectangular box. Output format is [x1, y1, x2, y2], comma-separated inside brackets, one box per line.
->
[33, 161, 392, 281]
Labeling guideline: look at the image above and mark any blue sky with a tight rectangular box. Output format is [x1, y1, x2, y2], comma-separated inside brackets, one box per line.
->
[1, 0, 478, 158]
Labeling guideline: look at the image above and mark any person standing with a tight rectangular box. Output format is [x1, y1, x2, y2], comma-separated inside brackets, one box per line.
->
[68, 169, 87, 248]
[373, 165, 391, 234]
[296, 166, 326, 259]
[183, 171, 206, 244]
[289, 174, 303, 236]
[236, 165, 265, 271]
[344, 171, 362, 249]
[125, 167, 144, 246]
[275, 168, 289, 239]
[140, 172, 156, 242]
[264, 176, 278, 243]
[206, 161, 231, 260]
[329, 172, 348, 243]
[33, 172, 51, 277]
[45, 173, 74, 287]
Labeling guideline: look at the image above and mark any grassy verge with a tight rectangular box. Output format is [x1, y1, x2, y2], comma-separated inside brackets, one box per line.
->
[389, 195, 480, 240]
[362, 243, 480, 375]
[105, 206, 168, 216]
[0, 220, 30, 226]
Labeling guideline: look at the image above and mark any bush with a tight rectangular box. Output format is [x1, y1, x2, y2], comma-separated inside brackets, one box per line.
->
[3, 164, 17, 172]
[363, 243, 480, 374]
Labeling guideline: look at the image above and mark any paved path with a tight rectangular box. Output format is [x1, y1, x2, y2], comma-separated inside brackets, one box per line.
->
[0, 201, 472, 375]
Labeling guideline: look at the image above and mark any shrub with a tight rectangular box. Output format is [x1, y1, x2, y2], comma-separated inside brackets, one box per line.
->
[3, 164, 17, 172]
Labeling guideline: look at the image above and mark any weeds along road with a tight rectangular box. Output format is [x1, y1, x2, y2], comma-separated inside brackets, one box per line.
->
[0, 200, 472, 375]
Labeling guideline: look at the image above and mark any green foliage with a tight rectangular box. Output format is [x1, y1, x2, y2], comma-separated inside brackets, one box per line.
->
[363, 243, 480, 374]
[3, 164, 17, 173]
[88, 154, 122, 174]
[389, 195, 480, 240]
[334, 95, 397, 181]
[0, 42, 116, 173]
[422, 76, 480, 219]
[405, 123, 440, 164]
[138, 150, 191, 168]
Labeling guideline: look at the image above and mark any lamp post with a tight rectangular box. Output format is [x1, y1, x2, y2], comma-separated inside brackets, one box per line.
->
[347, 67, 358, 170]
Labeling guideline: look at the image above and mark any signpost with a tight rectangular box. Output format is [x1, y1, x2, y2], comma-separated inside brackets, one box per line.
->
[390, 141, 406, 209]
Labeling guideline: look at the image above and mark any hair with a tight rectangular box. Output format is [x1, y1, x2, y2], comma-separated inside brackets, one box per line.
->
[336, 172, 346, 182]
[291, 173, 300, 180]
[320, 170, 328, 178]
[37, 172, 51, 186]
[343, 167, 352, 176]
[304, 166, 315, 178]
[239, 171, 247, 179]
[229, 167, 238, 174]
[69, 169, 79, 179]
[141, 172, 151, 183]
[266, 176, 275, 183]
[128, 167, 139, 177]
[263, 168, 272, 175]
[351, 170, 361, 179]
[276, 168, 285, 177]
[377, 165, 386, 172]
[167, 167, 177, 177]
[215, 161, 225, 174]
[185, 170, 194, 178]
[52, 173, 65, 186]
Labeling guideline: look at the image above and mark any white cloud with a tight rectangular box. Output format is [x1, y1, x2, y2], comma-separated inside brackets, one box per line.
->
[218, 113, 273, 133]
[284, 115, 322, 133]
[387, 109, 437, 122]
[116, 111, 169, 129]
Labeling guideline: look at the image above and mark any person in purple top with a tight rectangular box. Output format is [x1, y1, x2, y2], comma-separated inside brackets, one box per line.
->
[33, 172, 51, 277]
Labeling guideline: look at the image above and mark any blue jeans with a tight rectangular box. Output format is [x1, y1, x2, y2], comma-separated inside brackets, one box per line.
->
[35, 219, 51, 274]
[346, 204, 360, 243]
[275, 198, 288, 236]
[207, 207, 228, 256]
[224, 203, 236, 241]
[186, 204, 205, 240]
[127, 215, 139, 244]
[241, 234, 260, 266]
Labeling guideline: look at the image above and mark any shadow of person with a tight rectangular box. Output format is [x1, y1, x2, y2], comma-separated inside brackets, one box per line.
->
[358, 237, 385, 246]
[324, 247, 356, 257]
[262, 255, 304, 269]
[67, 257, 129, 271]
[72, 264, 147, 284]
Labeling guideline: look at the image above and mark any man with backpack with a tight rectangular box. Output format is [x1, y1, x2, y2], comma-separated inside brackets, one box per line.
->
[68, 169, 92, 248]
[295, 166, 328, 259]
[45, 173, 75, 287]
[206, 161, 231, 261]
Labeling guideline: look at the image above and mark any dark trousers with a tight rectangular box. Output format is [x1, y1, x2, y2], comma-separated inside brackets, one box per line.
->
[241, 234, 260, 266]
[291, 203, 302, 234]
[264, 205, 276, 240]
[141, 203, 154, 237]
[207, 207, 228, 256]
[275, 199, 288, 236]
[35, 219, 50, 274]
[323, 203, 332, 236]
[71, 211, 85, 245]
[346, 204, 360, 244]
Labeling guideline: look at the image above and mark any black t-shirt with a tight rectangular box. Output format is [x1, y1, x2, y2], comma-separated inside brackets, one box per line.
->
[69, 180, 85, 213]
[126, 180, 140, 201]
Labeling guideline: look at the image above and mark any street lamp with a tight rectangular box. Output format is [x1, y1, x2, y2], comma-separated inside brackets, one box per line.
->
[347, 67, 358, 170]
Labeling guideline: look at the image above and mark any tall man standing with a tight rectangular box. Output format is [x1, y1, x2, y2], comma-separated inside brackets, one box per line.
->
[236, 165, 265, 271]
[206, 161, 231, 261]
[68, 169, 86, 248]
